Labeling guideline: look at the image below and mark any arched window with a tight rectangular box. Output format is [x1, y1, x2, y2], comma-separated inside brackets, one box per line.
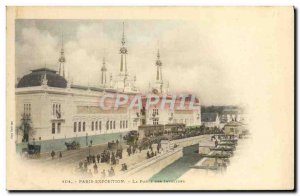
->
[95, 121, 98, 131]
[126, 120, 128, 128]
[99, 121, 102, 131]
[73, 122, 77, 132]
[83, 122, 86, 132]
[52, 123, 55, 134]
[91, 121, 94, 131]
[106, 121, 109, 130]
[57, 123, 61, 134]
[78, 122, 81, 132]
[113, 121, 116, 129]
[110, 121, 112, 129]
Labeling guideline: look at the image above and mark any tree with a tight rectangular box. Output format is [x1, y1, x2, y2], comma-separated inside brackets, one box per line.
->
[17, 113, 35, 143]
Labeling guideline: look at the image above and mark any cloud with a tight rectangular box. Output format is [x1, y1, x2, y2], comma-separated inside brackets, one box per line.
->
[15, 20, 239, 105]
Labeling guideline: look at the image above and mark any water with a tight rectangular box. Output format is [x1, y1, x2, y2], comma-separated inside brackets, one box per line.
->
[150, 144, 202, 181]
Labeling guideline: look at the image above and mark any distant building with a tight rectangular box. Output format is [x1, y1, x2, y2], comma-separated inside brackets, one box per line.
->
[201, 113, 220, 128]
[220, 108, 245, 123]
[223, 121, 247, 136]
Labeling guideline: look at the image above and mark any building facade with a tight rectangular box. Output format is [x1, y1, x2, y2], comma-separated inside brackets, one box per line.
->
[201, 112, 220, 128]
[15, 23, 201, 152]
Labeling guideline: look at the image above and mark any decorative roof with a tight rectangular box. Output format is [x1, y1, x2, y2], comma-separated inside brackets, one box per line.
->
[201, 112, 219, 122]
[17, 68, 67, 88]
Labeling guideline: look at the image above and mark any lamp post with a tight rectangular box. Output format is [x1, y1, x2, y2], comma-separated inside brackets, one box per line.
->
[86, 133, 88, 147]
[88, 139, 93, 158]
[88, 144, 91, 157]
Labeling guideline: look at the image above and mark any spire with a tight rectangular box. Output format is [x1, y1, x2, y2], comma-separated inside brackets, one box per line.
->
[109, 73, 113, 88]
[120, 22, 128, 74]
[121, 22, 126, 46]
[101, 57, 107, 85]
[58, 32, 66, 78]
[155, 48, 162, 81]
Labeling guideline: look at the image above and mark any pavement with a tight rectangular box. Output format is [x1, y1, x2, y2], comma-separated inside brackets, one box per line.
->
[23, 134, 215, 178]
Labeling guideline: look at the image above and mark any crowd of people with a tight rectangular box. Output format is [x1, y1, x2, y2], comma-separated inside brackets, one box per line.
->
[146, 142, 161, 159]
[76, 140, 129, 178]
[50, 150, 62, 160]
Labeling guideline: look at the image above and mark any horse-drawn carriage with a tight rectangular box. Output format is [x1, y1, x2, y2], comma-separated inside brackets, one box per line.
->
[108, 141, 118, 150]
[65, 141, 80, 150]
[22, 143, 41, 158]
[123, 130, 139, 145]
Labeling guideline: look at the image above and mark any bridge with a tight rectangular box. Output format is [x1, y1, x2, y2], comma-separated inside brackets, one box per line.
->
[121, 135, 213, 179]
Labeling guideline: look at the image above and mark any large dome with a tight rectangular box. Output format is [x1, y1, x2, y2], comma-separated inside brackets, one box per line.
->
[17, 68, 67, 88]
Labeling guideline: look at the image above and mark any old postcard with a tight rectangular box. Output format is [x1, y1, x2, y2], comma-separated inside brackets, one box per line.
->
[6, 6, 294, 190]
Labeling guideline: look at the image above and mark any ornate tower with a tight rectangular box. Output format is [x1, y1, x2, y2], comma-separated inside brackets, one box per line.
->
[156, 49, 163, 82]
[120, 22, 128, 76]
[101, 57, 107, 86]
[154, 49, 164, 94]
[112, 22, 139, 93]
[58, 33, 66, 78]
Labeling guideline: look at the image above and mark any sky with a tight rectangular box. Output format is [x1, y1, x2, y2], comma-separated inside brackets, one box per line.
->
[15, 19, 243, 106]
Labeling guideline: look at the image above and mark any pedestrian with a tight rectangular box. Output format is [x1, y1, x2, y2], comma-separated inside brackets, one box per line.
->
[127, 147, 131, 156]
[51, 150, 55, 160]
[157, 143, 161, 153]
[151, 151, 154, 157]
[101, 169, 106, 178]
[79, 161, 83, 169]
[149, 144, 153, 152]
[97, 154, 100, 163]
[110, 167, 115, 176]
[215, 140, 218, 147]
[87, 169, 93, 178]
[84, 160, 88, 170]
[93, 163, 98, 174]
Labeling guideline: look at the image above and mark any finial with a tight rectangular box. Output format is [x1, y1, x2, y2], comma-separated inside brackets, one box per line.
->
[61, 32, 64, 49]
[121, 22, 125, 46]
[156, 48, 162, 67]
[101, 57, 107, 72]
[59, 33, 66, 63]
[41, 65, 48, 86]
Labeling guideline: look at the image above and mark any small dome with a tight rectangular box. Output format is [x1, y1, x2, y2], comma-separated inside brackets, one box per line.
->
[17, 68, 67, 88]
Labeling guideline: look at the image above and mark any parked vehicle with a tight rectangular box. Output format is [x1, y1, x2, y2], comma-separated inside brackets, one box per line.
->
[65, 141, 80, 150]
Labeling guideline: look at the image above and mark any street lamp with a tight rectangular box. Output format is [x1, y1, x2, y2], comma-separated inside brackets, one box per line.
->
[86, 133, 88, 146]
[88, 143, 91, 157]
[88, 139, 93, 158]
